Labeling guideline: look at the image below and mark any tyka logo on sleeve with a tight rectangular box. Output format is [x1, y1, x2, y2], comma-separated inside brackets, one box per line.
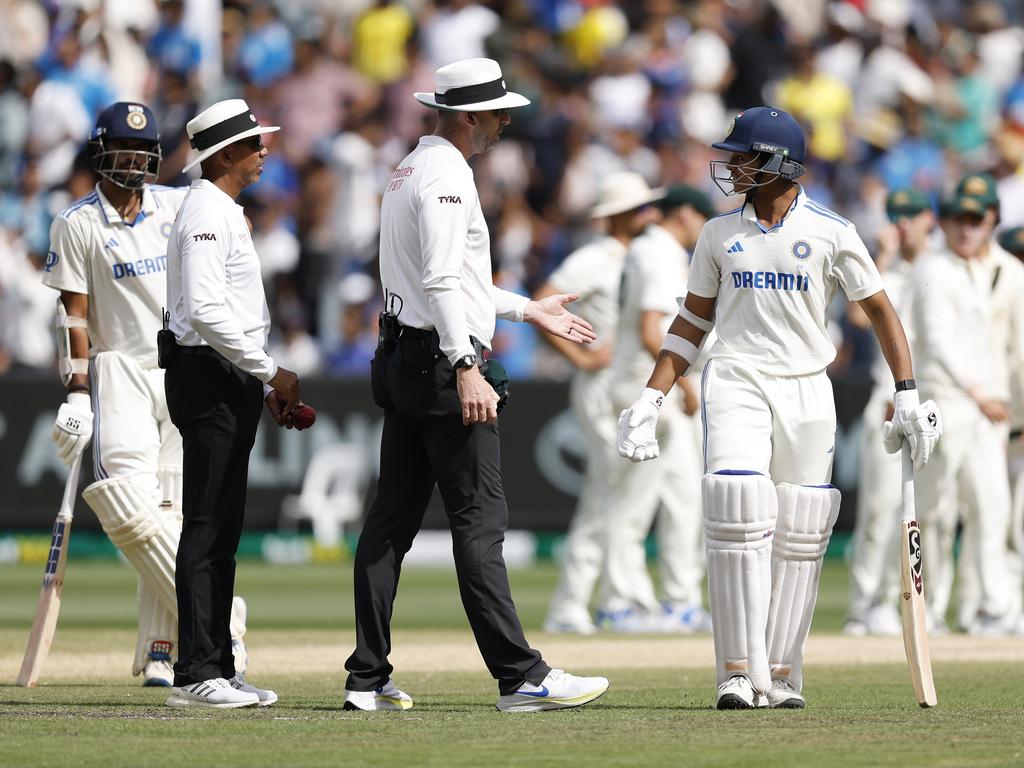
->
[437, 195, 462, 204]
[192, 233, 217, 242]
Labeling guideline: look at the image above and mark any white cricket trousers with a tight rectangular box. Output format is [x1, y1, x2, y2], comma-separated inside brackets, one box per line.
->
[916, 390, 1012, 626]
[700, 357, 835, 483]
[847, 385, 901, 622]
[545, 369, 618, 624]
[91, 351, 182, 488]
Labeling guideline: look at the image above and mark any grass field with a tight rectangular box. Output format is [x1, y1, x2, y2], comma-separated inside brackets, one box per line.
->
[2, 560, 1024, 767]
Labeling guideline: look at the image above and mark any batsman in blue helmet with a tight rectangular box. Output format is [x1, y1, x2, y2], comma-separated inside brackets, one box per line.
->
[41, 103, 254, 690]
[617, 107, 943, 710]
[88, 102, 163, 189]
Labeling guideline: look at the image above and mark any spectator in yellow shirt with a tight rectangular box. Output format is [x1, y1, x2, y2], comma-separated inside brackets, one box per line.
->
[776, 44, 853, 167]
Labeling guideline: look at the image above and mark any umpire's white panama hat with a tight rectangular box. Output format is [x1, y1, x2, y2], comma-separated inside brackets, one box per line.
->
[590, 171, 666, 218]
[414, 58, 530, 112]
[183, 99, 280, 172]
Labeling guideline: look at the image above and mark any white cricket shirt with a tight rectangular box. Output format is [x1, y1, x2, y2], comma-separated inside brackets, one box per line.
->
[687, 188, 883, 376]
[166, 179, 276, 382]
[910, 247, 992, 398]
[43, 183, 187, 369]
[378, 135, 528, 363]
[978, 241, 1024, 402]
[611, 224, 685, 386]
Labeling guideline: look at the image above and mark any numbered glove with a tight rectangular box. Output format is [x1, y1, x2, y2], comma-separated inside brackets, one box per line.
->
[617, 387, 664, 462]
[52, 392, 93, 466]
[882, 389, 942, 469]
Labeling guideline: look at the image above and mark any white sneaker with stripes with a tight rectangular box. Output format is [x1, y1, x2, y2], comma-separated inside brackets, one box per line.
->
[166, 677, 259, 708]
[230, 675, 278, 706]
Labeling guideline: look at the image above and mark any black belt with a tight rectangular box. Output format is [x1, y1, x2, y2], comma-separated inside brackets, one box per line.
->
[176, 344, 227, 360]
[397, 325, 486, 359]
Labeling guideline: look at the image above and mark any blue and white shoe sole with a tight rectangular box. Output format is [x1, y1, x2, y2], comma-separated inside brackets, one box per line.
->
[496, 683, 609, 713]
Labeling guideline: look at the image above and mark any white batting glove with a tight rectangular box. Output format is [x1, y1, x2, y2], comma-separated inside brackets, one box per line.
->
[617, 387, 664, 462]
[52, 392, 93, 467]
[882, 389, 942, 469]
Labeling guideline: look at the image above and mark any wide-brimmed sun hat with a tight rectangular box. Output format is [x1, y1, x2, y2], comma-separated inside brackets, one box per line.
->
[414, 58, 530, 112]
[590, 171, 665, 219]
[183, 98, 280, 172]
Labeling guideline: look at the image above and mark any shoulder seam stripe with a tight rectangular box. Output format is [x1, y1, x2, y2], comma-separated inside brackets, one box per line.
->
[805, 204, 849, 227]
[61, 194, 100, 218]
[805, 200, 850, 226]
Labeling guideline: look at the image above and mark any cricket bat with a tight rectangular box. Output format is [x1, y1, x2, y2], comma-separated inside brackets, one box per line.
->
[899, 445, 937, 708]
[17, 455, 83, 687]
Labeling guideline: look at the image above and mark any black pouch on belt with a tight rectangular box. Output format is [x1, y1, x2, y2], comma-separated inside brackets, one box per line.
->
[157, 309, 176, 369]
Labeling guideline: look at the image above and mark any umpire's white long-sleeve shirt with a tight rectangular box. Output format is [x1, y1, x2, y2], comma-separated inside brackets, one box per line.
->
[166, 179, 277, 382]
[378, 136, 528, 364]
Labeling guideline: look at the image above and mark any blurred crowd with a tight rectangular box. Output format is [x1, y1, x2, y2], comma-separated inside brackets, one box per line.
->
[3, 0, 1024, 380]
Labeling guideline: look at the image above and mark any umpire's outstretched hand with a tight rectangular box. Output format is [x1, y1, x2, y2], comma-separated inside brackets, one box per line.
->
[524, 294, 597, 345]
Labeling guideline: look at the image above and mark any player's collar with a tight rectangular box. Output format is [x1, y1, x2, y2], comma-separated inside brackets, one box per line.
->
[94, 183, 158, 227]
[740, 184, 804, 234]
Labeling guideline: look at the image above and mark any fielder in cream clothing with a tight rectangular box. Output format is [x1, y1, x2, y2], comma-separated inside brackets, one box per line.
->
[844, 188, 933, 638]
[617, 107, 941, 710]
[599, 186, 715, 631]
[535, 171, 663, 634]
[910, 182, 1019, 636]
[42, 102, 248, 689]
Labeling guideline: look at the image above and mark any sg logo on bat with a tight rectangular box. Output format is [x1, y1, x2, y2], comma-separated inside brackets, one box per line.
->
[903, 521, 924, 598]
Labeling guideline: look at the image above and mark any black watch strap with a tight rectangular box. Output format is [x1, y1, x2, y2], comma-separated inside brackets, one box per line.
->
[454, 354, 477, 370]
[895, 379, 916, 392]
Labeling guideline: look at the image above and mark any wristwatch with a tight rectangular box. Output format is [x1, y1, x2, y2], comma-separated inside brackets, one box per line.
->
[453, 354, 477, 370]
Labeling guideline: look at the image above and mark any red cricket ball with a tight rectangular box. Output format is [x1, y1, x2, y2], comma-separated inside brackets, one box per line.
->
[293, 404, 317, 430]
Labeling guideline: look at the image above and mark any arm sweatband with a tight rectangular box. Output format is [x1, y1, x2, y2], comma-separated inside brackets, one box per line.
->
[676, 298, 714, 333]
[660, 334, 699, 367]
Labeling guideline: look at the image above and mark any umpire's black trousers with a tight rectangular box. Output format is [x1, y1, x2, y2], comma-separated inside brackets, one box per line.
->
[165, 349, 263, 686]
[345, 329, 550, 695]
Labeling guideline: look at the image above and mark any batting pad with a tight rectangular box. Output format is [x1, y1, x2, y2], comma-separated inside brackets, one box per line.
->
[703, 471, 778, 693]
[83, 476, 179, 616]
[157, 464, 183, 515]
[132, 579, 177, 676]
[766, 483, 841, 691]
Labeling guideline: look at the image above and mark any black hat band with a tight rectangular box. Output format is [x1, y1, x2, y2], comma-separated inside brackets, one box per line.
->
[435, 77, 506, 107]
[190, 110, 258, 151]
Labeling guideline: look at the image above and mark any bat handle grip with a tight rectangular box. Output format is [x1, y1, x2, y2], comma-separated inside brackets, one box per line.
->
[58, 455, 83, 523]
[901, 443, 915, 524]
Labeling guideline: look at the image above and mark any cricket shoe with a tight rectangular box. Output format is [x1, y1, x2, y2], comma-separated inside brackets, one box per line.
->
[841, 618, 868, 637]
[766, 679, 805, 709]
[596, 607, 668, 633]
[542, 609, 597, 635]
[864, 603, 901, 636]
[496, 668, 609, 712]
[715, 675, 768, 710]
[230, 675, 278, 706]
[142, 659, 174, 688]
[661, 602, 713, 633]
[343, 678, 413, 711]
[166, 678, 259, 708]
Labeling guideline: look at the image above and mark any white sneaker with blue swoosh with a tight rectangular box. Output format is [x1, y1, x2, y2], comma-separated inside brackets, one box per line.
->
[496, 669, 609, 712]
[343, 678, 413, 711]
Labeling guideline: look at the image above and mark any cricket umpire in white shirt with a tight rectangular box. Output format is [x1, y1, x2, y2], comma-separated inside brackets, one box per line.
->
[343, 58, 609, 713]
[163, 99, 299, 708]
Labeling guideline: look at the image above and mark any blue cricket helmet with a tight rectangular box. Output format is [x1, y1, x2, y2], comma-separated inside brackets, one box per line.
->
[88, 102, 162, 189]
[710, 107, 806, 196]
[713, 106, 806, 164]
